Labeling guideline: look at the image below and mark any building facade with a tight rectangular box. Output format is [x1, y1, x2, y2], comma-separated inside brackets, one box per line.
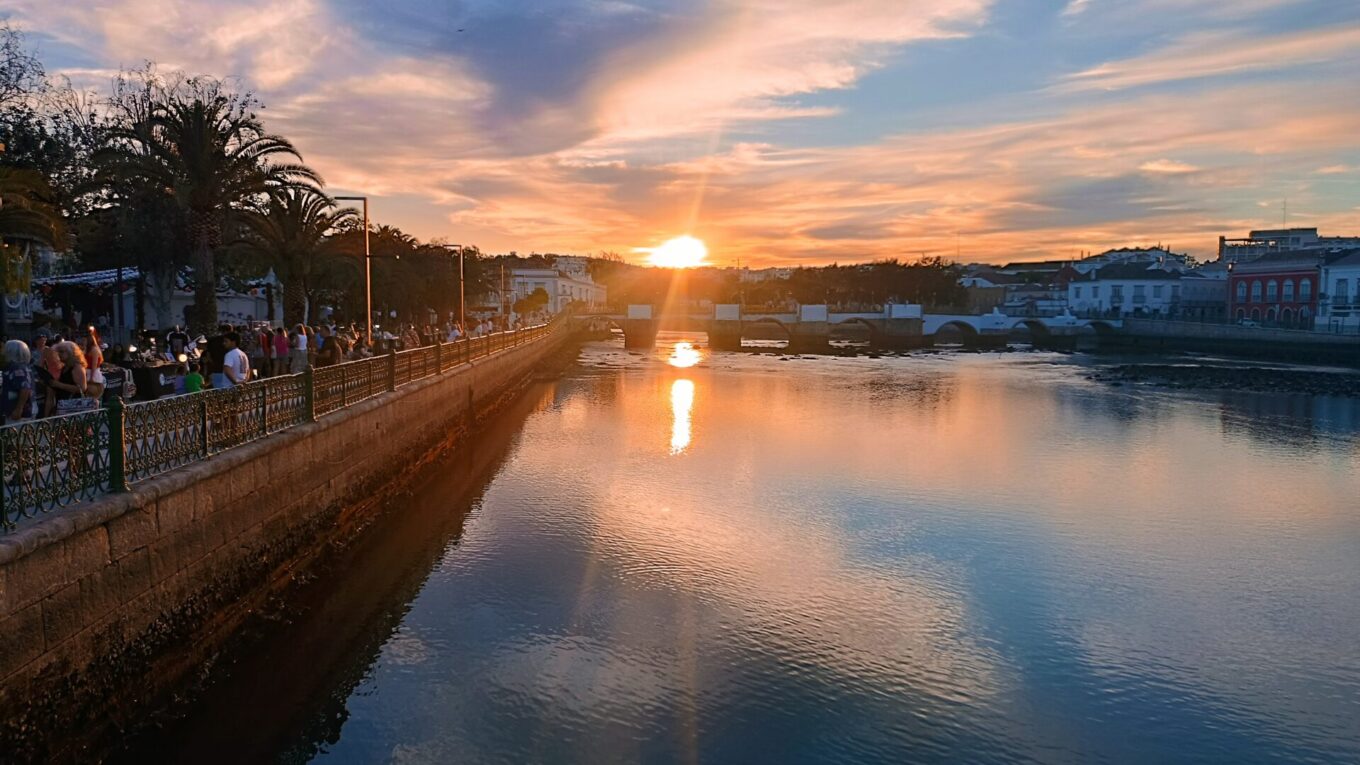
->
[1218, 228, 1360, 263]
[1226, 251, 1326, 328]
[1066, 263, 1222, 318]
[1315, 249, 1360, 331]
[505, 258, 607, 314]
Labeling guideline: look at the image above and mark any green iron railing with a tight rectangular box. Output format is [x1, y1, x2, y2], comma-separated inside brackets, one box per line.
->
[0, 323, 554, 531]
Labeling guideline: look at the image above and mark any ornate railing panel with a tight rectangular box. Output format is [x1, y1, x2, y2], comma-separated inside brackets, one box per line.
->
[1, 409, 111, 529]
[125, 394, 204, 482]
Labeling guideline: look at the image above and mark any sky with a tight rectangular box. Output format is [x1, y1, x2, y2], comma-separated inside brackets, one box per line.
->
[7, 0, 1360, 266]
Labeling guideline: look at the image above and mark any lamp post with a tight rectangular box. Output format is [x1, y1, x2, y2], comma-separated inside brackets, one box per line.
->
[443, 244, 466, 332]
[334, 195, 372, 344]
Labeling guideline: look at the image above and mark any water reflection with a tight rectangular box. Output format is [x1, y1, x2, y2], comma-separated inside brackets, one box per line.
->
[131, 335, 1360, 764]
[670, 378, 694, 455]
[668, 340, 702, 368]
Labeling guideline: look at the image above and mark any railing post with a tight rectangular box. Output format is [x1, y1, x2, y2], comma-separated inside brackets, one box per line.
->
[199, 394, 210, 456]
[435, 341, 443, 373]
[303, 367, 316, 422]
[107, 396, 128, 493]
[259, 383, 269, 437]
[387, 349, 397, 392]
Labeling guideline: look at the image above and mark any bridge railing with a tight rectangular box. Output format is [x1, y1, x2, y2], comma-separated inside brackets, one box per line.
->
[0, 322, 555, 531]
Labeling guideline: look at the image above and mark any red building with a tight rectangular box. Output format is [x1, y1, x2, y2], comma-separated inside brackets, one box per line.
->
[1227, 251, 1330, 328]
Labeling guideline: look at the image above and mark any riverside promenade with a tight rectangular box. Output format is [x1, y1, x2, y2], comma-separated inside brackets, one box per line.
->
[0, 320, 573, 761]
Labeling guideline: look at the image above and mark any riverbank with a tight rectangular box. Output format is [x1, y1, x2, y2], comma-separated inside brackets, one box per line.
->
[1089, 363, 1360, 397]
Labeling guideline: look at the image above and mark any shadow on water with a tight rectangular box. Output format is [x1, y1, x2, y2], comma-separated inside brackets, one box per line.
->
[109, 381, 561, 765]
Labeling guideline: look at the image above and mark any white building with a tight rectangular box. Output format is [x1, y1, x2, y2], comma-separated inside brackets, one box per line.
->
[505, 258, 607, 314]
[1067, 262, 1224, 318]
[1070, 246, 1191, 274]
[1316, 249, 1360, 331]
[1219, 228, 1360, 264]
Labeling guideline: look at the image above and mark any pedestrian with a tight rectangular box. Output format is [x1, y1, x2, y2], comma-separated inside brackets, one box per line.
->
[183, 361, 205, 393]
[254, 321, 269, 375]
[219, 332, 251, 388]
[315, 325, 341, 367]
[3, 340, 36, 423]
[290, 323, 309, 373]
[203, 324, 232, 382]
[272, 327, 289, 376]
[48, 341, 93, 414]
[82, 325, 104, 370]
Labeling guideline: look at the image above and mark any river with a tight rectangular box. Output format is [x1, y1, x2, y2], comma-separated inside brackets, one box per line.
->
[120, 333, 1360, 764]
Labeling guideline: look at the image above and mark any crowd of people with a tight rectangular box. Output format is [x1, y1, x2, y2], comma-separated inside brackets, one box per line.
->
[2, 325, 115, 424]
[1, 313, 533, 426]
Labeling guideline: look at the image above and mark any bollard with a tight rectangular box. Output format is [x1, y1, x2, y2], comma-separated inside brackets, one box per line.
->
[107, 397, 128, 493]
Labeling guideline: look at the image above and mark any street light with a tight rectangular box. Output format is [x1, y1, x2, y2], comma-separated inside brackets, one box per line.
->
[443, 243, 466, 332]
[334, 195, 372, 344]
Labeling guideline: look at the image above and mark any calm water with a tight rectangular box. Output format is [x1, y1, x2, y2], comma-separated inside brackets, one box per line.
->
[131, 335, 1360, 764]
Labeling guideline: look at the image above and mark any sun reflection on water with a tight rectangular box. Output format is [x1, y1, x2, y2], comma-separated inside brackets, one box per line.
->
[670, 378, 695, 455]
[668, 341, 702, 368]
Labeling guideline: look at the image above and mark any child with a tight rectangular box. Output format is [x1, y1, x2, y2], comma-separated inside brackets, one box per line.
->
[183, 361, 205, 394]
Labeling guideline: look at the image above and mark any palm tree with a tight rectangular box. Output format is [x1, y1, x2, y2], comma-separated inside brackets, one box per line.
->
[95, 78, 319, 330]
[237, 185, 357, 326]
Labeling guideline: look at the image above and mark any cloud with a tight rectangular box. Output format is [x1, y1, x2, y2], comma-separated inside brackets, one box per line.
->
[1139, 159, 1200, 174]
[1314, 165, 1352, 175]
[1059, 24, 1360, 92]
[6, 0, 1360, 267]
[1061, 0, 1092, 17]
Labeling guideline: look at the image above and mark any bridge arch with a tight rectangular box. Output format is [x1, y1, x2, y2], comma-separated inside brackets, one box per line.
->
[1009, 319, 1053, 345]
[738, 316, 792, 347]
[932, 320, 980, 341]
[831, 316, 878, 344]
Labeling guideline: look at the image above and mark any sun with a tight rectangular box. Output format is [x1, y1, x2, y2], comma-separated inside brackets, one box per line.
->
[639, 235, 708, 268]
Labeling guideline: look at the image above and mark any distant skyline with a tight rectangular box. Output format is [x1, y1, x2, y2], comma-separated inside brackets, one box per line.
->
[10, 0, 1360, 266]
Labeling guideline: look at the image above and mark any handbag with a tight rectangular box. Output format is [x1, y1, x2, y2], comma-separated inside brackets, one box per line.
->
[56, 397, 98, 414]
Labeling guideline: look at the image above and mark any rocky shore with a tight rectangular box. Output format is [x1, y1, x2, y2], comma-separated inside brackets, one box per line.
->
[1090, 364, 1360, 397]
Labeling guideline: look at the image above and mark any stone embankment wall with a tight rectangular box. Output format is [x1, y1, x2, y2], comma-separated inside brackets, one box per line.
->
[0, 327, 573, 761]
[1115, 318, 1360, 364]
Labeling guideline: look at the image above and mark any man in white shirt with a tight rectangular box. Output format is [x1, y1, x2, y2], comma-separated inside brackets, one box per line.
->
[220, 332, 251, 388]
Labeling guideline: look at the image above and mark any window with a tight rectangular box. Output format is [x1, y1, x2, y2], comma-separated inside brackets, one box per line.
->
[1092, 285, 1101, 299]
[1282, 280, 1294, 302]
[1171, 285, 1181, 302]
[1111, 285, 1124, 302]
[1236, 281, 1247, 301]
[1300, 279, 1312, 301]
[1251, 281, 1263, 301]
[1338, 279, 1351, 304]
[1152, 285, 1164, 299]
[1073, 286, 1082, 299]
[1132, 284, 1146, 303]
[1266, 280, 1278, 301]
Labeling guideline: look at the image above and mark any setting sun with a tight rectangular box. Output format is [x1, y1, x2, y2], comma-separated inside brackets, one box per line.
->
[639, 235, 708, 268]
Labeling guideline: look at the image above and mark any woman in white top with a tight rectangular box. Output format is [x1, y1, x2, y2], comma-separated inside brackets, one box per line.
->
[290, 323, 309, 373]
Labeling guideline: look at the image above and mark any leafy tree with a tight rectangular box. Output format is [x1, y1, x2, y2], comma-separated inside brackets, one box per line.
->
[93, 75, 319, 330]
[513, 286, 550, 316]
[235, 185, 357, 325]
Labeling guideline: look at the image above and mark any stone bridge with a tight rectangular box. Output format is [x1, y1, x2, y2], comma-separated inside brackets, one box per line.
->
[582, 305, 1122, 351]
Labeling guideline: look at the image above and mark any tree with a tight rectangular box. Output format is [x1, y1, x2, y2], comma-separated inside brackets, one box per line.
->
[513, 287, 550, 316]
[94, 75, 319, 330]
[0, 24, 43, 112]
[235, 185, 357, 325]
